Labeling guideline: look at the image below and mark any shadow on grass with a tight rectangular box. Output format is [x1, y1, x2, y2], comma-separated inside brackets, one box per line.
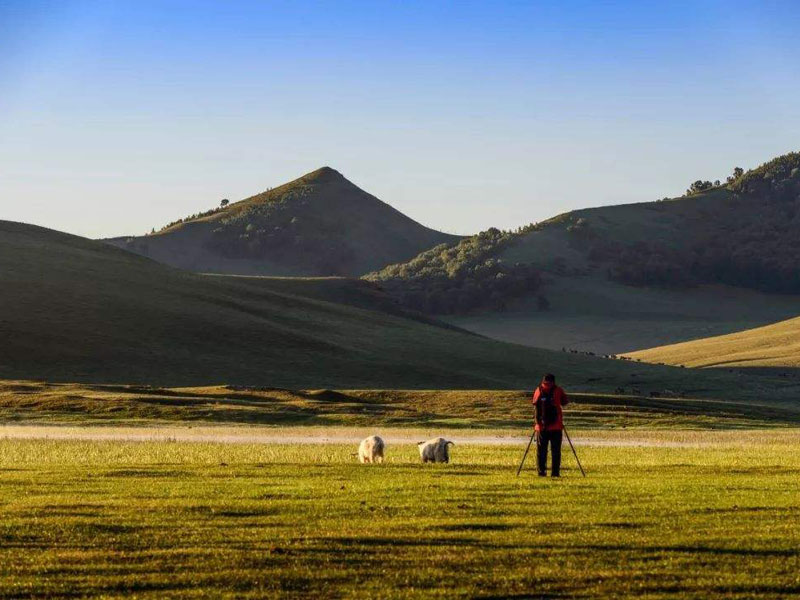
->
[433, 523, 515, 532]
[478, 594, 578, 600]
[595, 522, 642, 529]
[697, 506, 798, 515]
[571, 543, 800, 558]
[311, 536, 485, 548]
[103, 469, 189, 478]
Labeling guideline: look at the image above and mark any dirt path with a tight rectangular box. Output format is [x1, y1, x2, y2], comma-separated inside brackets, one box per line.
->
[0, 424, 779, 447]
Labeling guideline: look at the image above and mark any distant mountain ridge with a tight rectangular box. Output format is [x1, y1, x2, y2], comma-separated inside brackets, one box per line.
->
[104, 167, 461, 277]
[368, 150, 800, 314]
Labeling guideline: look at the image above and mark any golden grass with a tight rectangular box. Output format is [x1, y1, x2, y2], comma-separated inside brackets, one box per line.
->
[627, 315, 800, 368]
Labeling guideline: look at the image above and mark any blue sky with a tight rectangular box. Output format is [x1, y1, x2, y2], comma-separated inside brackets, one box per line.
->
[2, 0, 799, 238]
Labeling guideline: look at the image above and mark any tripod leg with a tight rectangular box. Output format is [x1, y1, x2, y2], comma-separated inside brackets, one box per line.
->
[562, 426, 586, 477]
[516, 429, 537, 477]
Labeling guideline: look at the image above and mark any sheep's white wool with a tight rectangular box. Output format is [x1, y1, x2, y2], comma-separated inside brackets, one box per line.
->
[417, 437, 454, 463]
[358, 435, 385, 464]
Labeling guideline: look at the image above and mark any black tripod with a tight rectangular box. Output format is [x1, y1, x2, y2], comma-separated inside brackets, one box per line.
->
[516, 425, 585, 477]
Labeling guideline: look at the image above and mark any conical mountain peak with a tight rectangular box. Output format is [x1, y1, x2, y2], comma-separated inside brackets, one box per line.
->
[303, 166, 347, 184]
[104, 166, 461, 277]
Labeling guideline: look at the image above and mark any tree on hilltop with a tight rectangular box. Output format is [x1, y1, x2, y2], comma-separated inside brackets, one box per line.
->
[686, 180, 713, 195]
[726, 167, 744, 184]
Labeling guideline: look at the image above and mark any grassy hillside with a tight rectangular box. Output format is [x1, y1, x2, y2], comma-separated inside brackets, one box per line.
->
[368, 151, 800, 353]
[104, 167, 460, 277]
[4, 219, 800, 401]
[627, 315, 800, 369]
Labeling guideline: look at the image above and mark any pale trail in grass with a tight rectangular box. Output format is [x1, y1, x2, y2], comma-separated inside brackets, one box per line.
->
[1, 425, 795, 447]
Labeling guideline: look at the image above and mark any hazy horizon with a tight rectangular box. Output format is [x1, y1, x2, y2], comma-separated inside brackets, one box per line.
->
[2, 0, 799, 239]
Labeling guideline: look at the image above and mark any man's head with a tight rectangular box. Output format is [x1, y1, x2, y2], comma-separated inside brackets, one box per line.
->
[541, 373, 555, 388]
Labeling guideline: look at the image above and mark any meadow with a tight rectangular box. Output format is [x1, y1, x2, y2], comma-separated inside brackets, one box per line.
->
[1, 434, 799, 598]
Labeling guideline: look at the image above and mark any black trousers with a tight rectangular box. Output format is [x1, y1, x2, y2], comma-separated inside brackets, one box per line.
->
[537, 430, 562, 476]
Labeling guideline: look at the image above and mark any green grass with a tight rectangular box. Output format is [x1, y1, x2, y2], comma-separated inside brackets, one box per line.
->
[1, 435, 799, 598]
[3, 381, 800, 428]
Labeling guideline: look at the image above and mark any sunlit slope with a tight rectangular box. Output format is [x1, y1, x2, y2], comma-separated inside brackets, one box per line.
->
[627, 316, 800, 368]
[5, 220, 796, 400]
[104, 167, 460, 277]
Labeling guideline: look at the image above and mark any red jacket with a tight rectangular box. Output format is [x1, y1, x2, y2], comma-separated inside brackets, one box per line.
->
[532, 384, 568, 432]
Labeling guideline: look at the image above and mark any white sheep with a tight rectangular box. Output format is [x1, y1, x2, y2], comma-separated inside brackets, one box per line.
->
[417, 437, 454, 463]
[358, 435, 385, 464]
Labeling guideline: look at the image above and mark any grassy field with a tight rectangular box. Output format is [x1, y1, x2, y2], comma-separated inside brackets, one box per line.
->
[3, 381, 800, 429]
[627, 315, 800, 369]
[1, 434, 799, 598]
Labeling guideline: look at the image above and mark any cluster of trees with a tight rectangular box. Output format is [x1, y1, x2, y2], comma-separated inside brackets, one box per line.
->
[686, 180, 717, 195]
[727, 167, 745, 183]
[606, 154, 800, 292]
[728, 152, 800, 200]
[606, 243, 697, 287]
[608, 233, 800, 293]
[685, 166, 749, 196]
[366, 228, 543, 314]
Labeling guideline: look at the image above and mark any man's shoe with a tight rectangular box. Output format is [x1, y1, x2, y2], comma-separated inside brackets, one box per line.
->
[551, 473, 561, 478]
[538, 472, 547, 477]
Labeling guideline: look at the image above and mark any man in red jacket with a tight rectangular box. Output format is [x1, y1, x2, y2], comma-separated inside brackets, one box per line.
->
[532, 373, 569, 477]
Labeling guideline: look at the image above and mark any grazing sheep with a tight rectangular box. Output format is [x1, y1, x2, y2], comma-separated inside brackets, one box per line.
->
[417, 437, 454, 464]
[358, 435, 385, 464]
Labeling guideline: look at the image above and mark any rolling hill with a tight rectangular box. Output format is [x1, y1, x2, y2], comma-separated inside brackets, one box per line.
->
[367, 151, 800, 354]
[104, 167, 460, 277]
[626, 315, 800, 370]
[3, 219, 797, 403]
